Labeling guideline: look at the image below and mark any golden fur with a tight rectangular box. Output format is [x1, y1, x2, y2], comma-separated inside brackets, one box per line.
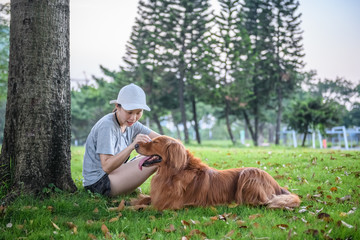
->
[135, 135, 300, 210]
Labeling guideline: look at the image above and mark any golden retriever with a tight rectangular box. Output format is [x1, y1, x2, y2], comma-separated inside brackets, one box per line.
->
[135, 135, 300, 210]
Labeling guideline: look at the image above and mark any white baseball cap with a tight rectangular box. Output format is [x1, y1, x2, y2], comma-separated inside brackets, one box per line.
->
[109, 83, 151, 111]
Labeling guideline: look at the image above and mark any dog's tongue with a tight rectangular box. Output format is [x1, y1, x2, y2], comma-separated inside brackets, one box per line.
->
[138, 155, 152, 171]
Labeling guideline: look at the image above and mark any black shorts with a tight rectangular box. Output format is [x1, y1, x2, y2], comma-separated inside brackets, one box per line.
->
[84, 174, 111, 196]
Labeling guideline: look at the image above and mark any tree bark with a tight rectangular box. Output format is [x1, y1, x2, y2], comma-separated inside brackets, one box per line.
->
[242, 110, 256, 144]
[191, 95, 201, 144]
[152, 112, 164, 135]
[178, 70, 189, 144]
[0, 0, 76, 196]
[275, 87, 282, 145]
[225, 100, 235, 145]
[302, 132, 307, 147]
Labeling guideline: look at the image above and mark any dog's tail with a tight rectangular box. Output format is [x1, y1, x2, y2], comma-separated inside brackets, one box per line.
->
[266, 192, 300, 209]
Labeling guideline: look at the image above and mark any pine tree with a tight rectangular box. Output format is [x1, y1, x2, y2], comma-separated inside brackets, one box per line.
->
[239, 0, 276, 146]
[272, 0, 304, 144]
[213, 0, 247, 144]
[122, 0, 176, 134]
[165, 0, 215, 143]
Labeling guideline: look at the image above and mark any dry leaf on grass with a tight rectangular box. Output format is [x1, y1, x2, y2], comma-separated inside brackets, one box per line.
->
[164, 224, 176, 233]
[274, 224, 289, 230]
[50, 220, 60, 230]
[66, 222, 78, 234]
[109, 217, 119, 223]
[338, 220, 354, 229]
[188, 229, 207, 238]
[101, 224, 112, 239]
[249, 213, 263, 220]
[88, 233, 97, 239]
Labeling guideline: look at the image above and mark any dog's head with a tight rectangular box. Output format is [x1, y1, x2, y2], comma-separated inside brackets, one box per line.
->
[135, 135, 187, 171]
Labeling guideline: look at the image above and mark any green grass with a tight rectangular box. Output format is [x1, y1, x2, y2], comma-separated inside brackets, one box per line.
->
[1, 144, 359, 239]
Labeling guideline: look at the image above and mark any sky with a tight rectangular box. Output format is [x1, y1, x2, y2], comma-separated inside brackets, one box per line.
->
[2, 0, 360, 85]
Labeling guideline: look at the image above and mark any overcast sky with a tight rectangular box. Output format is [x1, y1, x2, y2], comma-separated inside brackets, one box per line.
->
[2, 0, 360, 85]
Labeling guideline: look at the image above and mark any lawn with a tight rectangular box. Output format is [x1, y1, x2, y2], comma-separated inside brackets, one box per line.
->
[1, 143, 359, 239]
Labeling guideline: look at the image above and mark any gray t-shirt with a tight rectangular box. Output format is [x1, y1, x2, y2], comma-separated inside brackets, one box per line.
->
[82, 113, 151, 186]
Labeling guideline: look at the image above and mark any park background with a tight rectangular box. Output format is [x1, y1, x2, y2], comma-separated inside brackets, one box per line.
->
[1, 0, 360, 148]
[1, 1, 360, 239]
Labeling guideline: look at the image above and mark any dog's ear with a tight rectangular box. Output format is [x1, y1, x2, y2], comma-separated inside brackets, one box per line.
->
[165, 140, 187, 170]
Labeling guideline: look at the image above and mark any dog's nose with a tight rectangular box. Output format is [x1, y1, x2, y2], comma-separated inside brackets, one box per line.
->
[134, 144, 139, 149]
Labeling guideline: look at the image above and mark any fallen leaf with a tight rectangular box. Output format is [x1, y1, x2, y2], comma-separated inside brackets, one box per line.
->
[299, 208, 307, 213]
[86, 220, 95, 225]
[225, 230, 235, 237]
[315, 208, 323, 214]
[0, 205, 6, 214]
[304, 229, 319, 236]
[249, 214, 263, 220]
[339, 212, 347, 217]
[16, 225, 24, 230]
[118, 232, 127, 238]
[339, 220, 354, 228]
[236, 220, 246, 226]
[189, 229, 206, 237]
[164, 224, 176, 233]
[88, 233, 97, 239]
[317, 213, 332, 222]
[93, 207, 99, 213]
[181, 220, 190, 228]
[109, 217, 119, 223]
[118, 199, 125, 211]
[190, 219, 200, 225]
[210, 216, 218, 221]
[101, 224, 112, 239]
[336, 195, 351, 203]
[66, 222, 78, 234]
[210, 206, 217, 213]
[108, 207, 119, 212]
[218, 214, 227, 221]
[228, 202, 238, 208]
[335, 176, 342, 183]
[347, 207, 356, 214]
[274, 224, 289, 230]
[51, 220, 60, 230]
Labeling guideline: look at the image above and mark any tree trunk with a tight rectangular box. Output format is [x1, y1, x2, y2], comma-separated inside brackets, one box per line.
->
[268, 124, 274, 144]
[152, 112, 164, 135]
[191, 95, 201, 144]
[0, 0, 76, 197]
[242, 110, 256, 144]
[275, 87, 282, 145]
[254, 106, 259, 146]
[178, 72, 189, 144]
[225, 100, 235, 145]
[302, 132, 307, 147]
